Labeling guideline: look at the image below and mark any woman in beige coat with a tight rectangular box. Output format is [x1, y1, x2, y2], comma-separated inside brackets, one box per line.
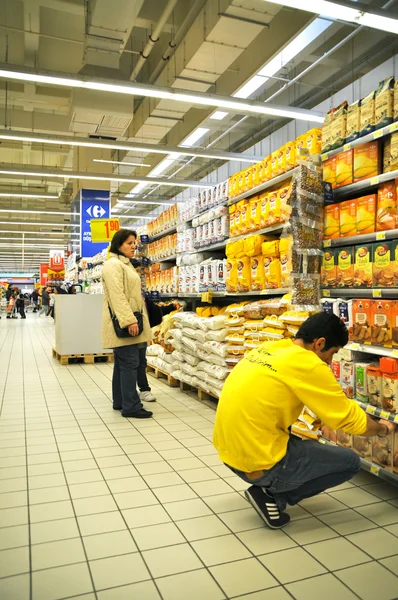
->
[102, 229, 153, 419]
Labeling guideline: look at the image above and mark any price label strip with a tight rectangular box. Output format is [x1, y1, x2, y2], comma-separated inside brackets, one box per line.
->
[201, 290, 213, 304]
[370, 176, 380, 186]
[366, 405, 377, 415]
[379, 410, 390, 419]
[370, 465, 380, 476]
[90, 218, 120, 243]
[372, 289, 382, 298]
[374, 129, 384, 139]
[376, 232, 386, 241]
[323, 239, 332, 248]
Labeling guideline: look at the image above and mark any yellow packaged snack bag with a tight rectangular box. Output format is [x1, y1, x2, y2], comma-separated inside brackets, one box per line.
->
[250, 196, 261, 231]
[330, 101, 348, 150]
[250, 256, 265, 291]
[244, 234, 266, 257]
[229, 205, 237, 238]
[244, 167, 253, 192]
[245, 199, 253, 233]
[268, 189, 280, 224]
[226, 258, 238, 293]
[279, 236, 293, 288]
[346, 100, 361, 143]
[261, 156, 272, 182]
[285, 141, 296, 170]
[260, 192, 270, 228]
[296, 133, 308, 161]
[277, 145, 287, 174]
[236, 257, 251, 292]
[360, 90, 376, 136]
[226, 241, 238, 258]
[234, 239, 246, 259]
[228, 175, 236, 199]
[240, 200, 250, 234]
[252, 163, 261, 188]
[305, 128, 322, 155]
[271, 150, 280, 177]
[262, 240, 280, 257]
[238, 170, 245, 195]
[375, 77, 394, 129]
[263, 254, 282, 289]
[394, 80, 398, 122]
[278, 185, 292, 222]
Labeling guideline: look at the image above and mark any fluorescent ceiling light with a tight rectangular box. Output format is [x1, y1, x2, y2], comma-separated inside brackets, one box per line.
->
[0, 130, 259, 164]
[114, 199, 173, 207]
[117, 215, 153, 220]
[0, 221, 79, 227]
[0, 230, 79, 236]
[0, 192, 59, 199]
[1, 237, 73, 242]
[0, 209, 72, 216]
[0, 65, 324, 122]
[93, 159, 151, 168]
[0, 167, 212, 189]
[149, 156, 180, 178]
[235, 76, 268, 100]
[263, 0, 398, 35]
[181, 128, 209, 148]
[210, 111, 228, 121]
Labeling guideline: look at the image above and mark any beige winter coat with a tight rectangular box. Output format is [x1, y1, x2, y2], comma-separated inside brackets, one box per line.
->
[102, 252, 152, 349]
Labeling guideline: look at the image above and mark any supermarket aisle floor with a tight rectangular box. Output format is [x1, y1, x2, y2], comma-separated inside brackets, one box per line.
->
[1, 318, 398, 600]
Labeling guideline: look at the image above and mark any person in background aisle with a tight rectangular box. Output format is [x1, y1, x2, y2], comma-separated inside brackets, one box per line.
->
[5, 284, 13, 302]
[213, 312, 396, 530]
[102, 229, 153, 419]
[31, 288, 39, 313]
[16, 294, 26, 319]
[48, 288, 56, 318]
[39, 286, 50, 317]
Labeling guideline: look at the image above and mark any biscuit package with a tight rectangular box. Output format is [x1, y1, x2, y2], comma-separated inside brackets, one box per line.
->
[372, 435, 393, 470]
[353, 141, 381, 183]
[356, 195, 376, 235]
[336, 247, 354, 288]
[321, 249, 337, 288]
[376, 182, 397, 231]
[373, 242, 394, 288]
[370, 300, 393, 347]
[354, 244, 373, 288]
[352, 299, 372, 342]
[375, 76, 394, 129]
[367, 364, 382, 406]
[340, 199, 357, 237]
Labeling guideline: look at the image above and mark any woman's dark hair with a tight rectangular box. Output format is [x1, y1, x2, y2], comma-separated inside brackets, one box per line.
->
[296, 312, 348, 351]
[110, 228, 137, 255]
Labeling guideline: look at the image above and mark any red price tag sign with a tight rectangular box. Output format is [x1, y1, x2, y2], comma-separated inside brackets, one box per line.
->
[90, 218, 120, 243]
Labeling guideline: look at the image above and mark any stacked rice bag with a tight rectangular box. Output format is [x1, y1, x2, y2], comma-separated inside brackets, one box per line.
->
[291, 406, 323, 440]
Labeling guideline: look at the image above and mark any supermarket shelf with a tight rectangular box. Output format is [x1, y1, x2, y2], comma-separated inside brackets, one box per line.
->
[157, 288, 289, 299]
[185, 198, 229, 225]
[321, 121, 398, 162]
[323, 229, 398, 248]
[149, 225, 177, 242]
[333, 168, 398, 200]
[320, 439, 398, 486]
[353, 399, 398, 424]
[322, 288, 398, 299]
[344, 341, 398, 359]
[228, 167, 299, 207]
[152, 254, 177, 263]
[228, 223, 285, 243]
[179, 239, 228, 255]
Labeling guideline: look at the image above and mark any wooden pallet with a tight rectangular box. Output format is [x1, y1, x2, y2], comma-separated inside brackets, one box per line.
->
[179, 380, 219, 405]
[146, 363, 179, 387]
[52, 348, 114, 366]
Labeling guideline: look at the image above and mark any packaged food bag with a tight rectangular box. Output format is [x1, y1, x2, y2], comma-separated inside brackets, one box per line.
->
[236, 257, 251, 292]
[250, 256, 265, 291]
[360, 90, 376, 136]
[377, 182, 397, 231]
[346, 100, 361, 143]
[375, 76, 394, 129]
[226, 258, 238, 293]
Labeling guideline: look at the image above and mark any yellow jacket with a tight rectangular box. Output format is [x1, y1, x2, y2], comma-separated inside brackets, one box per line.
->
[213, 339, 367, 472]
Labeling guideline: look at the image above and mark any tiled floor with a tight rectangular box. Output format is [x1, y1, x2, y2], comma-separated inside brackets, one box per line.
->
[0, 317, 398, 600]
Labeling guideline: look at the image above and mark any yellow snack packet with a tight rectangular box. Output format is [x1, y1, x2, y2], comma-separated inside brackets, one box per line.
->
[245, 234, 266, 257]
[250, 196, 261, 231]
[271, 150, 280, 178]
[236, 257, 251, 292]
[250, 256, 265, 291]
[226, 258, 238, 293]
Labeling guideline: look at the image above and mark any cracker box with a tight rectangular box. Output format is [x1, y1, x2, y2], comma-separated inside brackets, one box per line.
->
[336, 247, 354, 288]
[321, 249, 338, 288]
[339, 199, 357, 237]
[372, 434, 393, 470]
[337, 429, 352, 449]
[356, 195, 376, 235]
[390, 133, 398, 171]
[352, 299, 372, 342]
[382, 372, 398, 413]
[372, 241, 395, 288]
[354, 244, 373, 288]
[323, 156, 337, 189]
[336, 150, 353, 188]
[370, 299, 393, 347]
[353, 141, 381, 183]
[324, 203, 340, 239]
[353, 435, 372, 459]
[376, 181, 397, 231]
[356, 362, 371, 402]
[391, 300, 398, 348]
[330, 101, 347, 150]
[341, 360, 355, 399]
[367, 364, 382, 407]
[383, 137, 391, 173]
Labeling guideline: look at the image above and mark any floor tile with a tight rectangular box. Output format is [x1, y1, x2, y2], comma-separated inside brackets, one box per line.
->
[299, 494, 346, 515]
[30, 500, 74, 523]
[318, 508, 378, 535]
[305, 536, 372, 570]
[361, 482, 398, 501]
[78, 511, 127, 536]
[31, 538, 86, 570]
[260, 546, 326, 584]
[69, 480, 110, 499]
[89, 553, 150, 591]
[335, 561, 398, 600]
[0, 477, 27, 493]
[30, 518, 80, 544]
[83, 530, 137, 560]
[135, 461, 174, 475]
[286, 573, 359, 600]
[107, 476, 148, 494]
[73, 494, 118, 516]
[347, 528, 398, 559]
[176, 515, 230, 541]
[143, 472, 185, 488]
[97, 580, 161, 599]
[283, 516, 339, 545]
[329, 487, 382, 508]
[28, 473, 66, 489]
[154, 484, 198, 503]
[0, 546, 30, 577]
[379, 554, 398, 574]
[122, 504, 171, 528]
[131, 522, 186, 550]
[32, 562, 93, 600]
[355, 501, 398, 526]
[0, 506, 29, 527]
[190, 479, 233, 497]
[155, 569, 225, 600]
[210, 558, 278, 597]
[0, 573, 30, 600]
[219, 508, 265, 533]
[164, 498, 213, 521]
[29, 486, 70, 505]
[0, 524, 29, 550]
[143, 543, 203, 578]
[192, 534, 251, 566]
[114, 489, 159, 510]
[233, 588, 292, 600]
[237, 527, 297, 555]
[204, 492, 248, 514]
[179, 467, 219, 483]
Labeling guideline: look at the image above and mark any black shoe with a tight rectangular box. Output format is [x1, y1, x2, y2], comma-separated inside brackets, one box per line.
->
[244, 486, 290, 529]
[122, 408, 153, 419]
[113, 406, 122, 411]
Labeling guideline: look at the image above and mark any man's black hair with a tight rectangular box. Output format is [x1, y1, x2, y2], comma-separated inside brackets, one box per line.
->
[109, 228, 138, 256]
[295, 312, 348, 351]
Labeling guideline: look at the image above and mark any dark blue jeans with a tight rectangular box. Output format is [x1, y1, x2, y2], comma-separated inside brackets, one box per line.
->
[230, 436, 361, 512]
[113, 345, 143, 415]
[137, 344, 151, 393]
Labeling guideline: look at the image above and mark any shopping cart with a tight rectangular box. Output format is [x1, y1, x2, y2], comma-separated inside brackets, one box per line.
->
[6, 296, 18, 319]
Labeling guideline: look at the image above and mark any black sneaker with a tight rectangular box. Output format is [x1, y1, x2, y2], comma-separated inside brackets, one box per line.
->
[112, 406, 122, 411]
[122, 408, 153, 419]
[244, 486, 290, 529]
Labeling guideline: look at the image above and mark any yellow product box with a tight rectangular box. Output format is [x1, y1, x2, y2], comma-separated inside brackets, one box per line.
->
[340, 199, 357, 237]
[277, 145, 287, 174]
[250, 256, 265, 291]
[324, 204, 340, 239]
[285, 141, 296, 170]
[279, 236, 293, 288]
[353, 141, 381, 183]
[375, 76, 394, 129]
[323, 156, 337, 188]
[236, 257, 251, 292]
[251, 163, 261, 188]
[394, 80, 398, 122]
[249, 196, 261, 231]
[259, 192, 270, 228]
[262, 240, 280, 257]
[263, 255, 282, 289]
[271, 150, 280, 178]
[229, 205, 237, 238]
[346, 100, 361, 143]
[245, 234, 266, 257]
[268, 189, 280, 225]
[226, 258, 238, 293]
[330, 101, 348, 150]
[390, 132, 398, 172]
[336, 150, 353, 188]
[384, 138, 392, 173]
[357, 195, 376, 235]
[260, 156, 272, 182]
[244, 166, 253, 192]
[239, 200, 250, 235]
[360, 90, 376, 137]
[305, 128, 322, 155]
[278, 184, 292, 222]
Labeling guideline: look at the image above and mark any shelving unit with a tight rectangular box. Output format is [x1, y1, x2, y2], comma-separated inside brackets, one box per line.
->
[149, 225, 177, 241]
[344, 341, 398, 359]
[321, 121, 398, 161]
[157, 288, 289, 299]
[322, 288, 397, 298]
[334, 168, 398, 200]
[324, 229, 398, 248]
[353, 399, 398, 424]
[178, 239, 228, 255]
[228, 167, 299, 207]
[226, 223, 285, 243]
[154, 254, 177, 263]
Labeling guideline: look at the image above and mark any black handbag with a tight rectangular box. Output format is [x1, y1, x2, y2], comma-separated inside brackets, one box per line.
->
[108, 305, 143, 338]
